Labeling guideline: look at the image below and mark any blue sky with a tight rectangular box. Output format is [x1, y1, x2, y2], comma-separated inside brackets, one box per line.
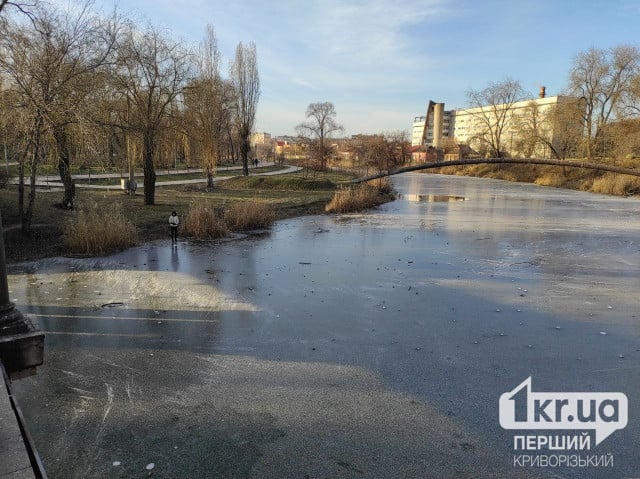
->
[52, 0, 640, 136]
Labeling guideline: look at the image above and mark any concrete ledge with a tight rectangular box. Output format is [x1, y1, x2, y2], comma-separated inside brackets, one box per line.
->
[0, 362, 46, 478]
[0, 315, 44, 380]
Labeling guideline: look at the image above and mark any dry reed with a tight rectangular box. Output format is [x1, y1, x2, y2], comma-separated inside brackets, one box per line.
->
[224, 201, 276, 230]
[64, 202, 137, 255]
[325, 183, 390, 213]
[182, 201, 229, 239]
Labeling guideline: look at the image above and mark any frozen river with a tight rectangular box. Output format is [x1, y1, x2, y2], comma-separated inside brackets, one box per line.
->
[10, 173, 640, 478]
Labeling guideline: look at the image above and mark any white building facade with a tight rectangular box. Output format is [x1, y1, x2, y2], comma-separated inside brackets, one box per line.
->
[412, 89, 580, 158]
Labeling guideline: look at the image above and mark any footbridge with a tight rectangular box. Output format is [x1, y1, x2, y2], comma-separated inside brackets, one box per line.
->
[352, 158, 640, 183]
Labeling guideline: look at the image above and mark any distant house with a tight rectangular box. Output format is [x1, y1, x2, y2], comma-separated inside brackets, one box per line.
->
[411, 145, 439, 163]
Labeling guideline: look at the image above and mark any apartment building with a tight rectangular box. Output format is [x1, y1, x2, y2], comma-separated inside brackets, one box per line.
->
[412, 87, 580, 158]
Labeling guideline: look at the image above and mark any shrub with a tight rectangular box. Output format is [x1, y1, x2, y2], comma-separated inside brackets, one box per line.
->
[325, 184, 389, 213]
[182, 201, 229, 239]
[64, 202, 137, 255]
[225, 201, 276, 230]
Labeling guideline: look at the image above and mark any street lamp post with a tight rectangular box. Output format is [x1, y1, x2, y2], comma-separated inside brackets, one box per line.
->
[0, 211, 44, 379]
[0, 211, 24, 331]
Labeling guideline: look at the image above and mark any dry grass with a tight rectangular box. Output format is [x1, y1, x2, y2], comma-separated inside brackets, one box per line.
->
[534, 172, 566, 187]
[368, 177, 393, 194]
[431, 161, 640, 196]
[182, 201, 229, 239]
[590, 173, 640, 196]
[325, 183, 391, 213]
[224, 200, 276, 230]
[64, 202, 137, 255]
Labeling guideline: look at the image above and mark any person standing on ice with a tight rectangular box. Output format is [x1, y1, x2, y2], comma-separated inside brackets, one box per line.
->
[169, 211, 180, 243]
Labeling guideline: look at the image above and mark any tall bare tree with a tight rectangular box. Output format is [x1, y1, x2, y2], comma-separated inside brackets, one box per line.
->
[230, 42, 260, 176]
[187, 25, 234, 187]
[466, 78, 528, 158]
[521, 98, 584, 161]
[296, 102, 344, 170]
[112, 23, 192, 205]
[568, 45, 640, 159]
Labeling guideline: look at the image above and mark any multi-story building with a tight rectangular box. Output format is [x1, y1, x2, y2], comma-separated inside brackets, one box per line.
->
[275, 136, 305, 159]
[250, 132, 274, 160]
[412, 87, 581, 158]
[411, 104, 454, 148]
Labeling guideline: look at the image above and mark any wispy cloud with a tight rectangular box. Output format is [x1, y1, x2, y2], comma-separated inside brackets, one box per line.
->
[292, 77, 317, 90]
[48, 0, 623, 136]
[271, 0, 453, 90]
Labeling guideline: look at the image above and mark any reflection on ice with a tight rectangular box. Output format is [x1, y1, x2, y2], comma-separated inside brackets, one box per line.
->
[10, 269, 259, 312]
[401, 193, 467, 202]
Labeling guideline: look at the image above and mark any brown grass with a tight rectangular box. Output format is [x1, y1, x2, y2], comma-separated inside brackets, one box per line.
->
[325, 182, 392, 213]
[63, 202, 137, 255]
[534, 172, 566, 187]
[182, 201, 230, 239]
[368, 177, 393, 194]
[224, 200, 276, 230]
[431, 161, 640, 196]
[590, 173, 640, 196]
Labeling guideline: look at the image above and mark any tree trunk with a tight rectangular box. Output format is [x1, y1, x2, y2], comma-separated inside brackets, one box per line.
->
[319, 136, 325, 170]
[21, 117, 43, 235]
[17, 162, 24, 230]
[53, 125, 75, 208]
[227, 129, 235, 164]
[206, 162, 214, 188]
[24, 160, 37, 236]
[585, 118, 593, 160]
[143, 131, 156, 206]
[240, 137, 249, 176]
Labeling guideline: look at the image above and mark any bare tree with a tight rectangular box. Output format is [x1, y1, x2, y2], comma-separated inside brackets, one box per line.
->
[112, 23, 193, 205]
[385, 130, 411, 165]
[0, 2, 118, 216]
[623, 73, 640, 118]
[0, 12, 54, 233]
[544, 99, 584, 161]
[0, 0, 36, 18]
[230, 42, 259, 176]
[296, 102, 344, 170]
[568, 45, 640, 159]
[597, 118, 640, 163]
[511, 101, 550, 158]
[187, 25, 234, 187]
[466, 78, 528, 158]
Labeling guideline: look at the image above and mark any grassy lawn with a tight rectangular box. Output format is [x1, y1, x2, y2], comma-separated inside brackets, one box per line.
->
[52, 165, 288, 186]
[0, 169, 358, 262]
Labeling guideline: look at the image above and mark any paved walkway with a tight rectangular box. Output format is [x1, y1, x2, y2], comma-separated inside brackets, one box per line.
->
[10, 163, 302, 190]
[0, 363, 39, 478]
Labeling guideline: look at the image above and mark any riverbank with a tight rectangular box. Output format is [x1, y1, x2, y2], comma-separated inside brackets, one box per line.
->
[1, 169, 397, 263]
[432, 160, 640, 196]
